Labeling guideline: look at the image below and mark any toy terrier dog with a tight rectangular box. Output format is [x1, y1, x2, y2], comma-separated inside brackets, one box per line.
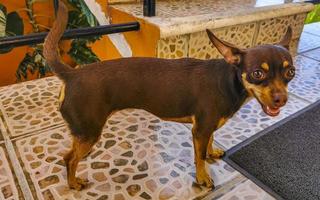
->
[43, 1, 295, 190]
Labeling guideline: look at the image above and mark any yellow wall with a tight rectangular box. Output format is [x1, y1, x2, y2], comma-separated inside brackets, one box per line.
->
[0, 1, 160, 86]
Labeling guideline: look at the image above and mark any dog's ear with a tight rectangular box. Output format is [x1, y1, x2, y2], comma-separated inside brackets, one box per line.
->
[278, 26, 292, 50]
[206, 29, 244, 65]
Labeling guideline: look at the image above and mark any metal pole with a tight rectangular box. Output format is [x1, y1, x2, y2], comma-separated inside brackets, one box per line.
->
[0, 22, 140, 49]
[143, 0, 156, 16]
[53, 0, 59, 16]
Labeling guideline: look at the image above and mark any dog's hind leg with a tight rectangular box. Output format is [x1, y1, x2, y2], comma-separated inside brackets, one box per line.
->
[62, 108, 113, 190]
[64, 136, 97, 190]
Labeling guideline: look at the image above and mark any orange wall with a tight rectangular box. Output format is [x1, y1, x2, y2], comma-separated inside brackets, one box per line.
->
[0, 1, 160, 86]
[110, 7, 160, 57]
[0, 1, 53, 85]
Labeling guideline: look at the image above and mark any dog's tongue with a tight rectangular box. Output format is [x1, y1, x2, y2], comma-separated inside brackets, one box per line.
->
[263, 105, 280, 117]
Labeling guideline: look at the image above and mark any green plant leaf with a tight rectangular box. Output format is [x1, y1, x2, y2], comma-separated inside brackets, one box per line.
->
[68, 39, 100, 65]
[67, 7, 101, 44]
[6, 11, 23, 36]
[305, 4, 320, 24]
[78, 0, 97, 27]
[66, 0, 101, 66]
[0, 5, 24, 54]
[16, 53, 33, 81]
[67, 0, 98, 27]
[16, 47, 51, 81]
[14, 0, 101, 81]
[68, 10, 90, 28]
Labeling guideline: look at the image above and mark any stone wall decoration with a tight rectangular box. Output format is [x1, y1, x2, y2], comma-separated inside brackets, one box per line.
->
[189, 23, 256, 59]
[255, 14, 307, 48]
[157, 35, 189, 58]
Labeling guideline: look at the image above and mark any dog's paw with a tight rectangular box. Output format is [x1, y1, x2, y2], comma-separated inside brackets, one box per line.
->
[206, 148, 225, 164]
[196, 172, 215, 189]
[69, 177, 89, 191]
[208, 148, 225, 159]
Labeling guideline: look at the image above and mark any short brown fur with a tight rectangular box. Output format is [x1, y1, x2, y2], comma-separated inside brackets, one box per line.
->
[43, 1, 295, 189]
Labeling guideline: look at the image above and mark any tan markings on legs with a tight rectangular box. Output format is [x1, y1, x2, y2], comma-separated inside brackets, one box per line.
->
[206, 118, 226, 163]
[161, 116, 193, 123]
[206, 134, 225, 162]
[58, 83, 65, 110]
[64, 136, 96, 190]
[192, 116, 214, 188]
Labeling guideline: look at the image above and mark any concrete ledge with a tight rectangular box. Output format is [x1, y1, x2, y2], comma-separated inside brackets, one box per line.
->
[111, 0, 314, 38]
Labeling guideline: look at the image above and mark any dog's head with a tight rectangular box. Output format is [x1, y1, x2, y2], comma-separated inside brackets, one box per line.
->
[207, 27, 295, 117]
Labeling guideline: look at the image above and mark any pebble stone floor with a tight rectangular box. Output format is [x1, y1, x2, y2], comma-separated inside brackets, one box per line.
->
[0, 23, 319, 200]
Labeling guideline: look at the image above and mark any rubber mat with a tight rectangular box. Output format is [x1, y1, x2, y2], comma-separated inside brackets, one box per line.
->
[224, 100, 320, 200]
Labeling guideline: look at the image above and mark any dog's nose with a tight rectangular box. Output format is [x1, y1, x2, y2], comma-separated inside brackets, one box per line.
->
[273, 93, 287, 107]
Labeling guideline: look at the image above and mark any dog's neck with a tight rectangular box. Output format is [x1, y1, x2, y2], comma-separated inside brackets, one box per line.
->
[225, 66, 249, 114]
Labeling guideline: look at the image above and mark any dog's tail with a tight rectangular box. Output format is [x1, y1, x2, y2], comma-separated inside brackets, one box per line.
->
[43, 1, 73, 80]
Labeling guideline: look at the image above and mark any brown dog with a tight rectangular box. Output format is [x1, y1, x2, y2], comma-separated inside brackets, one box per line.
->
[43, 1, 295, 190]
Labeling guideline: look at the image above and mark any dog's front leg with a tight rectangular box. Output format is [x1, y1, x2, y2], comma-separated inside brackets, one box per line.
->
[206, 133, 225, 163]
[206, 117, 227, 162]
[192, 116, 216, 188]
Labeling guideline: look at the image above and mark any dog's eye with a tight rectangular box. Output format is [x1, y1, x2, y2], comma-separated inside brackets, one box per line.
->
[286, 68, 295, 79]
[251, 70, 265, 80]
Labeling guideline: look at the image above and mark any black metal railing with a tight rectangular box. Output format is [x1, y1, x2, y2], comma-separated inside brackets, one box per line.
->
[143, 0, 156, 16]
[0, 0, 140, 49]
[0, 22, 140, 49]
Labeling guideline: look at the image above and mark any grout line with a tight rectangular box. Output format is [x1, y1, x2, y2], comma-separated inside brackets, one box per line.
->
[289, 92, 314, 104]
[300, 53, 320, 62]
[303, 30, 320, 38]
[304, 32, 320, 38]
[0, 104, 21, 140]
[10, 123, 65, 142]
[298, 45, 320, 54]
[0, 119, 34, 200]
[297, 46, 320, 55]
[215, 140, 228, 151]
[182, 123, 192, 130]
[202, 174, 247, 200]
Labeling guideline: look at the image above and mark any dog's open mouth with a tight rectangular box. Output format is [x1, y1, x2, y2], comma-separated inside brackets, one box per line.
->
[262, 105, 280, 117]
[251, 90, 281, 117]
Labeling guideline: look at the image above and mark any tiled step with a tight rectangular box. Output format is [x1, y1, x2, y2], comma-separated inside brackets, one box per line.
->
[0, 145, 22, 200]
[209, 179, 275, 200]
[111, 0, 314, 59]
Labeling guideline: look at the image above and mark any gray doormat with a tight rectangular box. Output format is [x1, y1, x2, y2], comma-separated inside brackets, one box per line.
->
[223, 100, 320, 200]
